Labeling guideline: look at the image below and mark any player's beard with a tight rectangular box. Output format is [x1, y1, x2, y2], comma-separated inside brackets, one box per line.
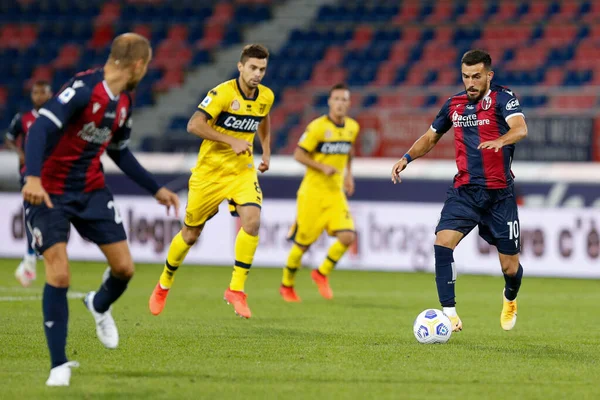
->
[466, 84, 489, 103]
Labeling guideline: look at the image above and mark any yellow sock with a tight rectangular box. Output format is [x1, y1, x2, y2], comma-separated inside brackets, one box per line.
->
[318, 240, 348, 276]
[159, 231, 192, 289]
[282, 244, 305, 287]
[230, 228, 259, 292]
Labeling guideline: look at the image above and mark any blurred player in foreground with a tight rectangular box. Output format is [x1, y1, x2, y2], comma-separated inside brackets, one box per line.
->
[4, 81, 53, 286]
[280, 83, 359, 302]
[149, 44, 274, 319]
[391, 50, 528, 332]
[23, 33, 179, 386]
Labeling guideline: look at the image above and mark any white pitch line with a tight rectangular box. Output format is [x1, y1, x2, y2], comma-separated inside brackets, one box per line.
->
[0, 292, 87, 302]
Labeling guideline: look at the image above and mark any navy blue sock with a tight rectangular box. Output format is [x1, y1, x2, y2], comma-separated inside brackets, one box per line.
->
[434, 245, 456, 307]
[504, 264, 523, 301]
[93, 271, 130, 313]
[42, 284, 69, 368]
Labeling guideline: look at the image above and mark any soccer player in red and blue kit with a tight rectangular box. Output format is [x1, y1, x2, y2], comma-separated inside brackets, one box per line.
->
[4, 81, 53, 286]
[391, 50, 528, 333]
[22, 33, 180, 387]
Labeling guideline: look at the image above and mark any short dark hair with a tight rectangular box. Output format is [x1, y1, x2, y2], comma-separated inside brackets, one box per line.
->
[32, 80, 51, 89]
[109, 33, 151, 66]
[461, 49, 492, 69]
[240, 44, 269, 64]
[329, 82, 349, 97]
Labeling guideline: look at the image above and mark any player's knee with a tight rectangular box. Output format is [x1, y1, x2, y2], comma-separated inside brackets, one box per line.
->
[501, 258, 519, 276]
[434, 233, 459, 249]
[111, 261, 135, 280]
[181, 226, 202, 246]
[338, 231, 356, 247]
[242, 216, 260, 236]
[45, 263, 70, 287]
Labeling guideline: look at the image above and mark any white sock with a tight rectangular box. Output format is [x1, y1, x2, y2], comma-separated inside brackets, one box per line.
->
[443, 307, 457, 317]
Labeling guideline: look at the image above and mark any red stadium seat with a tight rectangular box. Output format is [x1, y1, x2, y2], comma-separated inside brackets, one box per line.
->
[89, 24, 115, 49]
[507, 45, 549, 70]
[321, 46, 343, 66]
[424, 1, 454, 24]
[436, 69, 459, 86]
[19, 24, 37, 49]
[154, 41, 192, 70]
[542, 24, 578, 46]
[195, 21, 224, 50]
[132, 24, 152, 40]
[488, 1, 519, 23]
[457, 1, 486, 24]
[347, 25, 373, 50]
[0, 24, 19, 48]
[520, 1, 550, 23]
[549, 1, 581, 22]
[388, 42, 414, 64]
[421, 43, 457, 69]
[153, 69, 184, 92]
[96, 3, 121, 25]
[582, 0, 600, 22]
[432, 26, 455, 45]
[53, 44, 81, 69]
[372, 62, 398, 87]
[392, 2, 420, 24]
[541, 67, 565, 86]
[212, 2, 235, 23]
[0, 86, 8, 106]
[167, 25, 188, 42]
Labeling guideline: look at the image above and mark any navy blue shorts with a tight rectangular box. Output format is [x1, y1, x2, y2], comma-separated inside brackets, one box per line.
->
[24, 187, 127, 254]
[435, 185, 521, 255]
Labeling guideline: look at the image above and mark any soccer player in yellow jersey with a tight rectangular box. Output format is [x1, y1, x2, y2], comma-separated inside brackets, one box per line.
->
[149, 44, 275, 318]
[280, 83, 359, 302]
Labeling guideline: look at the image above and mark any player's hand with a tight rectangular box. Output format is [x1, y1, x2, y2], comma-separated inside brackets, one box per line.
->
[321, 165, 338, 176]
[229, 138, 252, 156]
[344, 174, 355, 196]
[391, 158, 408, 184]
[478, 139, 504, 152]
[22, 176, 53, 208]
[154, 187, 180, 218]
[258, 154, 270, 173]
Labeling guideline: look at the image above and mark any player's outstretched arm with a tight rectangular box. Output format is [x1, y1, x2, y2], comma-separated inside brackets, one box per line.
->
[256, 115, 270, 173]
[187, 111, 251, 156]
[478, 115, 528, 152]
[391, 127, 443, 184]
[106, 147, 180, 217]
[5, 114, 25, 164]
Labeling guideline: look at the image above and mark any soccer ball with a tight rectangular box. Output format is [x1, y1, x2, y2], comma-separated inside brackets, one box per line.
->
[413, 309, 452, 344]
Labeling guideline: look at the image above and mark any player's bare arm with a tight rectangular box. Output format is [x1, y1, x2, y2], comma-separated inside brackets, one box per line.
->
[256, 114, 270, 173]
[187, 111, 251, 155]
[391, 127, 443, 184]
[4, 136, 25, 165]
[344, 147, 355, 196]
[294, 146, 337, 176]
[478, 115, 528, 152]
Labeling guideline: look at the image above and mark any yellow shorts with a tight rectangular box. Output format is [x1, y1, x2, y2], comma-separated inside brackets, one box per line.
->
[287, 190, 355, 246]
[184, 172, 262, 227]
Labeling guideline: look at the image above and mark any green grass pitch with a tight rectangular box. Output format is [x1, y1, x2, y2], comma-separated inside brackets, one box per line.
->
[1, 259, 599, 399]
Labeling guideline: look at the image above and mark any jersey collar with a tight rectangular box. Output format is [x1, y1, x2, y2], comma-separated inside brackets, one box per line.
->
[326, 115, 345, 128]
[31, 109, 39, 117]
[102, 80, 119, 101]
[236, 78, 259, 101]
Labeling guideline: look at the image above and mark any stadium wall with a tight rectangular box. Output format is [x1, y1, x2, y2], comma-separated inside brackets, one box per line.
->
[0, 153, 599, 278]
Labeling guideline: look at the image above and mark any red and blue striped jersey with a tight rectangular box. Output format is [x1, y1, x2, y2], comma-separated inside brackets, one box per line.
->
[5, 109, 39, 175]
[431, 84, 525, 189]
[33, 69, 133, 194]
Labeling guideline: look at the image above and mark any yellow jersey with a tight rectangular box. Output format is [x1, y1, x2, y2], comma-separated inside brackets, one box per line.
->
[297, 115, 360, 194]
[194, 78, 275, 182]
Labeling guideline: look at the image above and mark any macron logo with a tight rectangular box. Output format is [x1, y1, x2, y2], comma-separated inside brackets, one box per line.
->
[45, 321, 54, 328]
[92, 103, 101, 114]
[72, 80, 85, 89]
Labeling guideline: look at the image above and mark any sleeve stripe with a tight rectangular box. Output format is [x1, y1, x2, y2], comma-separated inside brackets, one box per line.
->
[430, 125, 438, 133]
[5, 132, 15, 140]
[196, 108, 214, 121]
[39, 108, 63, 129]
[505, 112, 525, 122]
